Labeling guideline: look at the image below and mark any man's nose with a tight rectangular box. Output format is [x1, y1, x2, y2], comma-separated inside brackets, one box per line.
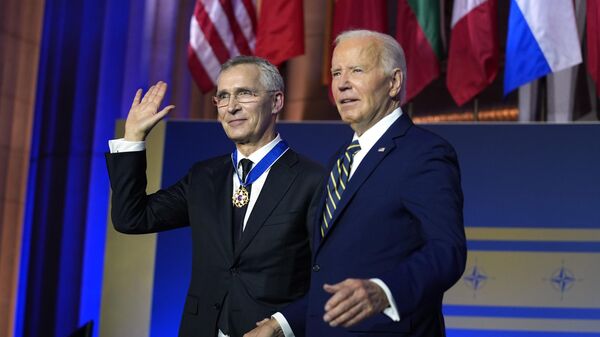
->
[336, 74, 351, 91]
[226, 97, 240, 113]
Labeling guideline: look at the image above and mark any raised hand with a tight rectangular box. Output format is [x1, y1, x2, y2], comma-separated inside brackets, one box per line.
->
[124, 81, 175, 141]
[322, 278, 389, 328]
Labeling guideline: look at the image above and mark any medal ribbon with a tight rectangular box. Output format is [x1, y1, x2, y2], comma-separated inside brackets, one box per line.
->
[231, 140, 289, 187]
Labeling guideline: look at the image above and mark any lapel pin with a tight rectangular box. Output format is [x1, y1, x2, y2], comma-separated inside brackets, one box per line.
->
[378, 147, 386, 152]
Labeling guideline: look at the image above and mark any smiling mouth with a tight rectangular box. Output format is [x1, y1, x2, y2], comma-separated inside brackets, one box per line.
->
[228, 119, 246, 126]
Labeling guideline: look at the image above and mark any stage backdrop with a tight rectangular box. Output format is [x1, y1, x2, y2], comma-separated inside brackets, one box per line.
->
[101, 121, 600, 337]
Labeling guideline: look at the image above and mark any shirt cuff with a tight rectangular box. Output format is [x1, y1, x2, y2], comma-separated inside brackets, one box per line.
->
[370, 278, 400, 322]
[272, 312, 295, 337]
[108, 138, 145, 153]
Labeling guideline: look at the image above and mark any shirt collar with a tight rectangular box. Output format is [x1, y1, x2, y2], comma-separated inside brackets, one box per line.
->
[236, 133, 282, 166]
[353, 108, 402, 153]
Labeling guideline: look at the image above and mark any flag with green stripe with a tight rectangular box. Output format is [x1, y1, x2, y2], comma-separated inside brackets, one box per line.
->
[395, 0, 442, 103]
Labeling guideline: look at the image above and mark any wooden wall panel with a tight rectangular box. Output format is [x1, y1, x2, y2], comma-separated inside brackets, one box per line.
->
[0, 0, 45, 336]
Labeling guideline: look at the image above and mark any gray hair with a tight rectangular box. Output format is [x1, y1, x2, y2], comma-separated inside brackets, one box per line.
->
[334, 30, 407, 103]
[220, 55, 284, 92]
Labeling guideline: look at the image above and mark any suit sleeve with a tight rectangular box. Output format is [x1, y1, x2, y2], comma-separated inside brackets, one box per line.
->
[378, 140, 466, 314]
[106, 150, 190, 234]
[279, 292, 309, 337]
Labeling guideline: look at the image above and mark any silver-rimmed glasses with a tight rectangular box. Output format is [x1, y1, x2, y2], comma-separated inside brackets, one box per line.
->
[212, 88, 278, 107]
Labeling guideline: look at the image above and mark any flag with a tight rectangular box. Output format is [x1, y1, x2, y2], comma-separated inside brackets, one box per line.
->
[323, 0, 387, 84]
[396, 0, 442, 103]
[331, 0, 387, 40]
[504, 0, 582, 95]
[587, 0, 600, 96]
[446, 0, 499, 106]
[255, 0, 304, 66]
[188, 0, 257, 93]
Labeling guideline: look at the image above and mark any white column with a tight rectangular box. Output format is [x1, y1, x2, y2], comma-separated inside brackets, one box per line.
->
[546, 0, 585, 122]
[518, 82, 539, 122]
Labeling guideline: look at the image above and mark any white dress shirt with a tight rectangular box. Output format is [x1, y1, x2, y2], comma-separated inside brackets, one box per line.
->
[231, 134, 286, 229]
[273, 108, 403, 337]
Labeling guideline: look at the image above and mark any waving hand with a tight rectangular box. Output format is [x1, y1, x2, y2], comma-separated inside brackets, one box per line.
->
[124, 81, 175, 141]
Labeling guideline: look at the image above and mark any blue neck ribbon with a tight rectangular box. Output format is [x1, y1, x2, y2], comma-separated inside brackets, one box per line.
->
[231, 140, 289, 187]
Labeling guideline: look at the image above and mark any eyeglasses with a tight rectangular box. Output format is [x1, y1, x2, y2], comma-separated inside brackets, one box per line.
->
[212, 89, 278, 107]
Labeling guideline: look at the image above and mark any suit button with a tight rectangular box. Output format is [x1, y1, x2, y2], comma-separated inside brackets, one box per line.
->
[312, 264, 320, 272]
[213, 303, 220, 310]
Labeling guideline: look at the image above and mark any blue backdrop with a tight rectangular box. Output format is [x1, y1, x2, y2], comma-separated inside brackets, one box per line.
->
[150, 121, 600, 337]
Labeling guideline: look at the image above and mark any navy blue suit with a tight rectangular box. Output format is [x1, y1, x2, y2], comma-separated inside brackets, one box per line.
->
[282, 114, 466, 337]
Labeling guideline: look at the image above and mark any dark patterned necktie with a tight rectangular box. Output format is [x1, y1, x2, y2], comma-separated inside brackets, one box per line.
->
[232, 158, 253, 248]
[321, 140, 361, 238]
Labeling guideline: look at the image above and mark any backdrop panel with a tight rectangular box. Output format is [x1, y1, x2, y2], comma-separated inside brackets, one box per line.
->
[149, 121, 600, 337]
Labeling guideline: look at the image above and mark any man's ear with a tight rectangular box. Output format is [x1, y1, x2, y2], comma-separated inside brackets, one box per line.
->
[272, 91, 284, 115]
[389, 68, 403, 98]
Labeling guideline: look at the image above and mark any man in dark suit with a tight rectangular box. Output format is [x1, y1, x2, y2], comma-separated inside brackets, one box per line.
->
[245, 30, 466, 337]
[106, 56, 323, 337]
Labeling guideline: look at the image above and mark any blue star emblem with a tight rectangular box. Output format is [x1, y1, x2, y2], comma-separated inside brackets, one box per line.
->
[545, 262, 582, 300]
[550, 266, 576, 294]
[464, 264, 488, 292]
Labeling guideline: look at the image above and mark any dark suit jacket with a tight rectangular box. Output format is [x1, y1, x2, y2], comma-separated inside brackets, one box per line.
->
[282, 114, 466, 337]
[106, 149, 324, 337]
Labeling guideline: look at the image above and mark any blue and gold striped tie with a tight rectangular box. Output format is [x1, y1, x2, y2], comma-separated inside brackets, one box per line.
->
[321, 140, 361, 238]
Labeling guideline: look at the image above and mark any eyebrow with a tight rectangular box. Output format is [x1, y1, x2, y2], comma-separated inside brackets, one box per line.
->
[330, 65, 364, 72]
[215, 86, 254, 96]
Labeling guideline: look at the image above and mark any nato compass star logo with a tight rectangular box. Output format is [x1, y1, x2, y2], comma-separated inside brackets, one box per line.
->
[546, 262, 582, 300]
[463, 263, 489, 297]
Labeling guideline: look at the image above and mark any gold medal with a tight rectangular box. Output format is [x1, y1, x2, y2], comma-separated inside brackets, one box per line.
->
[232, 186, 249, 207]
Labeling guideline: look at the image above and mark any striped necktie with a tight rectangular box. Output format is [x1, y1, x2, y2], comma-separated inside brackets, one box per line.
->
[321, 140, 361, 238]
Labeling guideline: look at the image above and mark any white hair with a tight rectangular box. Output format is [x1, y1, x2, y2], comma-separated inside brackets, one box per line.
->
[334, 30, 407, 102]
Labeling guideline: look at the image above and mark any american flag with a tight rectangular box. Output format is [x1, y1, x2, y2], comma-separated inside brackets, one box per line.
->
[188, 0, 258, 93]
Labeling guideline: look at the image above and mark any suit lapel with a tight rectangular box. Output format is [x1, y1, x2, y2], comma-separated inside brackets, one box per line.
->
[214, 156, 235, 257]
[233, 150, 298, 259]
[315, 114, 413, 251]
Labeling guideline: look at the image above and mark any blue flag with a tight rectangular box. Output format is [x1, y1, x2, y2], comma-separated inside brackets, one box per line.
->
[504, 0, 582, 95]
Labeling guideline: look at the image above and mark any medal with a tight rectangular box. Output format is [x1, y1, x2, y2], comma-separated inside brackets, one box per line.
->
[231, 139, 290, 208]
[232, 186, 249, 208]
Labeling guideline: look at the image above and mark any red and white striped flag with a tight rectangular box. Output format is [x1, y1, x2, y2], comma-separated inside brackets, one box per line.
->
[188, 0, 258, 93]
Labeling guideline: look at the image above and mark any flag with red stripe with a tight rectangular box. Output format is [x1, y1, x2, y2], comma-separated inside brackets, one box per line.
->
[396, 0, 442, 103]
[446, 0, 499, 106]
[188, 0, 257, 93]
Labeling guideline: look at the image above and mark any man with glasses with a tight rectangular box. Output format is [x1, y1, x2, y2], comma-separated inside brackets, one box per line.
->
[106, 56, 324, 337]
